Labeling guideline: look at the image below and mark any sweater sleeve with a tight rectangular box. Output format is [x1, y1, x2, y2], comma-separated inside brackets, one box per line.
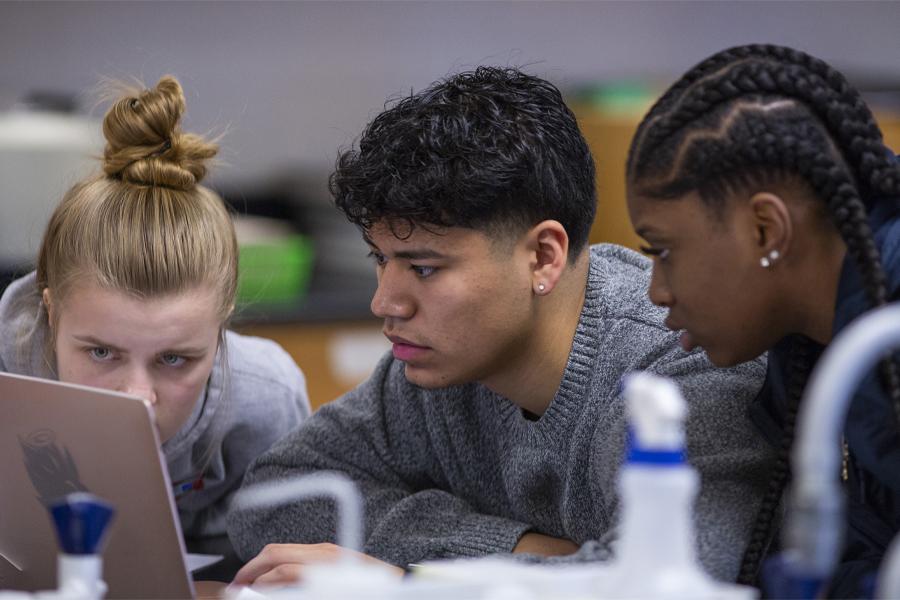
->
[648, 346, 773, 582]
[226, 354, 532, 566]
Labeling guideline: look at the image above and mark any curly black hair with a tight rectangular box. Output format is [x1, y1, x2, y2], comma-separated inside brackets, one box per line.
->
[330, 66, 597, 259]
[627, 43, 900, 586]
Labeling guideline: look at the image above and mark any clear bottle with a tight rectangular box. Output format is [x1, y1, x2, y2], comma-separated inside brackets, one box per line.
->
[600, 372, 755, 600]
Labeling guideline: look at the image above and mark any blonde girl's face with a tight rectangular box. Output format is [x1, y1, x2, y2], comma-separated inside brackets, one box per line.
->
[48, 281, 222, 443]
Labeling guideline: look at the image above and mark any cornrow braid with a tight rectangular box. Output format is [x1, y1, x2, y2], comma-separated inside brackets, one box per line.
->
[629, 45, 763, 159]
[645, 44, 845, 121]
[737, 338, 814, 585]
[630, 45, 898, 199]
[628, 44, 900, 586]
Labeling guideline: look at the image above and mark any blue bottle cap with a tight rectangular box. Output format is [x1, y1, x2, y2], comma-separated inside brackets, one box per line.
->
[49, 492, 115, 555]
[625, 426, 686, 465]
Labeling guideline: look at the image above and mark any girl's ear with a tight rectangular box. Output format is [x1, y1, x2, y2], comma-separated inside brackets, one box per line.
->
[523, 220, 569, 295]
[42, 288, 53, 322]
[749, 191, 793, 263]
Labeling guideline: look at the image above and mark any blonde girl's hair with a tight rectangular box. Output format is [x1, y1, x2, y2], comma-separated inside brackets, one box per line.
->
[30, 76, 237, 470]
[36, 75, 237, 324]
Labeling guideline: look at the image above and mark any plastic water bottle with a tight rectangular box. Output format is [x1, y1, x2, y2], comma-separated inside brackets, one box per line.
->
[600, 372, 755, 599]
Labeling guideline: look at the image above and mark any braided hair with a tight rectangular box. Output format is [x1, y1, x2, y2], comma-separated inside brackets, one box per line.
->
[627, 44, 900, 585]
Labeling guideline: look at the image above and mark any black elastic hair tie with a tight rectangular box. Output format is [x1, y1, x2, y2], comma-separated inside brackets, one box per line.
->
[149, 139, 172, 158]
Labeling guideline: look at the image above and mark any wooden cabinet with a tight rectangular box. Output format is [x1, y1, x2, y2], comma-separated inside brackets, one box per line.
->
[575, 109, 643, 250]
[877, 111, 900, 157]
[235, 320, 383, 412]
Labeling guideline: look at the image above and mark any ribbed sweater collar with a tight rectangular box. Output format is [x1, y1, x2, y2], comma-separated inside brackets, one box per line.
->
[497, 253, 605, 440]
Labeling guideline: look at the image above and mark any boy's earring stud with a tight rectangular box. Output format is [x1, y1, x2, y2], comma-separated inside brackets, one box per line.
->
[760, 249, 781, 268]
[538, 283, 546, 292]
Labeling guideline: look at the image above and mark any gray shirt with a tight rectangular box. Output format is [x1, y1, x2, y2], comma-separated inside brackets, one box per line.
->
[0, 272, 312, 539]
[227, 244, 772, 581]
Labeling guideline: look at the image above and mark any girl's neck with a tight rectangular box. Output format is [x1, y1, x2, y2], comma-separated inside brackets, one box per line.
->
[789, 235, 848, 345]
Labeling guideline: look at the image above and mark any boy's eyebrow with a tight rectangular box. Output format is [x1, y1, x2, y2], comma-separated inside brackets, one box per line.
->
[363, 236, 448, 260]
[393, 249, 447, 260]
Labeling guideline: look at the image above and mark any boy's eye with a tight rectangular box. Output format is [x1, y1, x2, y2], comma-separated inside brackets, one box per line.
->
[88, 347, 114, 361]
[412, 265, 437, 278]
[367, 251, 387, 266]
[160, 354, 186, 367]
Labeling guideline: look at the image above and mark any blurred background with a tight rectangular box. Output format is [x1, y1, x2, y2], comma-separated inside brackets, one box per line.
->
[2, 1, 899, 408]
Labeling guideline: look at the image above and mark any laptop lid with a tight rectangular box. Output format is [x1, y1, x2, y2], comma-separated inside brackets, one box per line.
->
[0, 371, 195, 599]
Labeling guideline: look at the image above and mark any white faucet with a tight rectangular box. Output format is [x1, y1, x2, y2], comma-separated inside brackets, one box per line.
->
[233, 471, 363, 560]
[786, 303, 900, 596]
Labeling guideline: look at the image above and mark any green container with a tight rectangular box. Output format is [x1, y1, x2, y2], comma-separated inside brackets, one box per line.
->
[237, 234, 315, 305]
[571, 82, 656, 118]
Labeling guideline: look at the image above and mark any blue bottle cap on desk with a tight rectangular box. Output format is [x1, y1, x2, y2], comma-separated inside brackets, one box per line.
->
[49, 492, 115, 555]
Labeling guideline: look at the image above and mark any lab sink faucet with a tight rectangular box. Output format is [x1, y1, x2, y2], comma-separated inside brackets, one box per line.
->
[785, 303, 900, 598]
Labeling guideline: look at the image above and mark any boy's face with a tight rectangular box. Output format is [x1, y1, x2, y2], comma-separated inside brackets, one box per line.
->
[366, 221, 536, 389]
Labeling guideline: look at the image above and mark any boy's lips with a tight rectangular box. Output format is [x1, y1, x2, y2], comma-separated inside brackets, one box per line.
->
[386, 334, 427, 348]
[386, 334, 431, 361]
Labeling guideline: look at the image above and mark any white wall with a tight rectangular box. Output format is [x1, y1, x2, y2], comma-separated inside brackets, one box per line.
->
[2, 0, 899, 185]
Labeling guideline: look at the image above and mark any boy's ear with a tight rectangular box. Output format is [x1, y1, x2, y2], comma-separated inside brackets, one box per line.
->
[749, 191, 792, 260]
[525, 220, 569, 295]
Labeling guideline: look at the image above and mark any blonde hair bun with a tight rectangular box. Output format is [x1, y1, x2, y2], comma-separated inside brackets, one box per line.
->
[101, 76, 217, 191]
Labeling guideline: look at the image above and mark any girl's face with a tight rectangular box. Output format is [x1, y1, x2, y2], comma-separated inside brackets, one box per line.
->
[627, 190, 784, 367]
[48, 281, 222, 443]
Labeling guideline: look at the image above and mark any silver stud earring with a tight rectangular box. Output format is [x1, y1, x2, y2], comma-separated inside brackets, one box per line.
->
[538, 283, 546, 292]
[760, 249, 781, 268]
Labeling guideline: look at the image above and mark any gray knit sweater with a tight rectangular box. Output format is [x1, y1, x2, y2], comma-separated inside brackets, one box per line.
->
[227, 244, 772, 582]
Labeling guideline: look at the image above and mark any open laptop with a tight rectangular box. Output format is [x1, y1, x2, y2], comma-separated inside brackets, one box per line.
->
[0, 371, 201, 598]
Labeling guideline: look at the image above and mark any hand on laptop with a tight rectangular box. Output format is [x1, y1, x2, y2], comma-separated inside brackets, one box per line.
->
[231, 543, 403, 586]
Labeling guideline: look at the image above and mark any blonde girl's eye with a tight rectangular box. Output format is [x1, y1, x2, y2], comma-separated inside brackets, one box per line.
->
[88, 347, 114, 362]
[160, 353, 186, 367]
